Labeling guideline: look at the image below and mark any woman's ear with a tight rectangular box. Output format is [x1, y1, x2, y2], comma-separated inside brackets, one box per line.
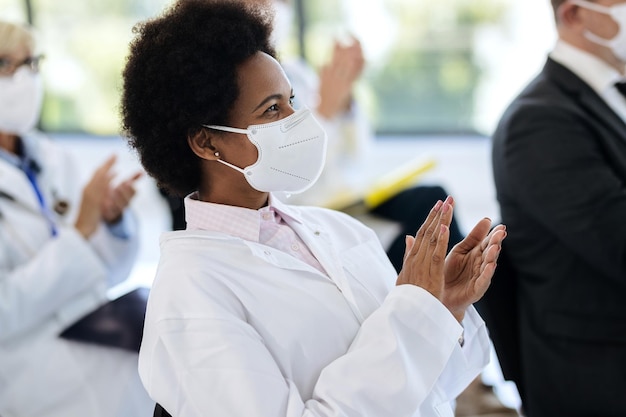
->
[187, 128, 220, 161]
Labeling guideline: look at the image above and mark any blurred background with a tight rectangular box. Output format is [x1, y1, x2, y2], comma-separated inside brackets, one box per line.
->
[0, 0, 558, 408]
[0, 0, 557, 312]
[1, 0, 555, 135]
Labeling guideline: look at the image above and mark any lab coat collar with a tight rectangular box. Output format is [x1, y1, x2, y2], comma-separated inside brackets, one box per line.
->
[183, 192, 303, 243]
[275, 205, 366, 323]
[266, 193, 303, 225]
[183, 193, 366, 322]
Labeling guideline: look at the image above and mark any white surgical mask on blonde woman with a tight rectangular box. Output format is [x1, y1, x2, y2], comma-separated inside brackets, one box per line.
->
[0, 65, 43, 135]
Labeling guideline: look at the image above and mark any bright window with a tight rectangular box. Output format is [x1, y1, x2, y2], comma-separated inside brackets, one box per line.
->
[295, 0, 556, 135]
[1, 0, 556, 136]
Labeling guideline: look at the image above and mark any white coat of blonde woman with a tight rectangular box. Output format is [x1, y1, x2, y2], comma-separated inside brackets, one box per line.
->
[0, 21, 153, 417]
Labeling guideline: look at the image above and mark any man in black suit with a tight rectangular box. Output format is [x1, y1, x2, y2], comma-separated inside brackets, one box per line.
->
[490, 0, 626, 416]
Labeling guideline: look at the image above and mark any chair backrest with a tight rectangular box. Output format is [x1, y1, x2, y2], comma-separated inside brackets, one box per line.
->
[474, 239, 525, 401]
[154, 403, 173, 417]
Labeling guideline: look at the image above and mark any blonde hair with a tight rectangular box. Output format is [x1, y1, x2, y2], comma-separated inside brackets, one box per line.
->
[0, 21, 34, 56]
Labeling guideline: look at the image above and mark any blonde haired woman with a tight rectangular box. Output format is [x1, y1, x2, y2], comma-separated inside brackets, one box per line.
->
[0, 21, 152, 417]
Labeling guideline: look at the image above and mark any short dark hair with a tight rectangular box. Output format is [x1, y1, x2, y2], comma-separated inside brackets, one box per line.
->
[121, 0, 276, 196]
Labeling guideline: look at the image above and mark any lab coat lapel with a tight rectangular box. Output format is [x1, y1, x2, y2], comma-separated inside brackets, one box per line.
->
[287, 217, 366, 323]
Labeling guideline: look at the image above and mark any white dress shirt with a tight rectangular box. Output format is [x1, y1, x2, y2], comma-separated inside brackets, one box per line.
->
[550, 40, 626, 122]
[139, 194, 490, 417]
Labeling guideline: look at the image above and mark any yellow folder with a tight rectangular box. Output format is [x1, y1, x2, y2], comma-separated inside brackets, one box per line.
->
[323, 157, 437, 215]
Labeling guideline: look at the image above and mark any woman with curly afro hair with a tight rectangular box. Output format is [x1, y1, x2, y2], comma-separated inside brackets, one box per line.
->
[121, 1, 507, 416]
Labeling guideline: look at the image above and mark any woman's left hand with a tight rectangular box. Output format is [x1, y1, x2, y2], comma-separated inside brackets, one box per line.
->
[442, 219, 507, 322]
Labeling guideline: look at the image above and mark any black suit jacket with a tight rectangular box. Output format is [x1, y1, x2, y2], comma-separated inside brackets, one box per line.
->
[490, 58, 626, 417]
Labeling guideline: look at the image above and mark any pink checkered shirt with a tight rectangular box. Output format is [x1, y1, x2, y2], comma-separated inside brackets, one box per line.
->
[185, 193, 326, 274]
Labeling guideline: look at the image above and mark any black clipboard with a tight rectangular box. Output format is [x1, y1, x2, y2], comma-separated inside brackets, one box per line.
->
[60, 287, 150, 353]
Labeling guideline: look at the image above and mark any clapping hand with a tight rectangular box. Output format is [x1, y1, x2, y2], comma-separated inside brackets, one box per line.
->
[396, 197, 453, 301]
[442, 216, 506, 322]
[397, 196, 506, 322]
[101, 168, 143, 225]
[317, 36, 365, 119]
[74, 155, 142, 238]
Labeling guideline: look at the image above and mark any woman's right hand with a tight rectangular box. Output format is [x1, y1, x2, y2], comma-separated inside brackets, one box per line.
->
[396, 197, 454, 301]
[74, 156, 116, 238]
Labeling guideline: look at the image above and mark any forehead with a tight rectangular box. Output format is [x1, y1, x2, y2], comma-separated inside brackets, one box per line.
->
[235, 52, 291, 106]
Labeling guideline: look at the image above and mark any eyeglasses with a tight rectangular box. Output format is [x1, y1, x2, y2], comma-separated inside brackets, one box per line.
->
[0, 55, 44, 77]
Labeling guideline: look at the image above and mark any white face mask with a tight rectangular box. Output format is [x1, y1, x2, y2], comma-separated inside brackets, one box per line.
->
[271, 1, 294, 47]
[204, 108, 327, 194]
[570, 0, 626, 62]
[0, 66, 43, 135]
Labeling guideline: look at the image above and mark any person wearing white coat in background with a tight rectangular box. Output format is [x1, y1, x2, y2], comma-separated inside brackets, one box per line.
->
[0, 21, 154, 417]
[120, 1, 507, 416]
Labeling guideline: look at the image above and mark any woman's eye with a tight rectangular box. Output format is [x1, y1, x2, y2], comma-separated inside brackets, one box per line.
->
[266, 104, 279, 112]
[289, 95, 295, 106]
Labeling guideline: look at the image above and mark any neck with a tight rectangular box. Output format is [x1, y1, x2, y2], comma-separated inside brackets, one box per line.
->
[198, 190, 269, 210]
[197, 160, 270, 209]
[197, 182, 269, 210]
[559, 32, 626, 75]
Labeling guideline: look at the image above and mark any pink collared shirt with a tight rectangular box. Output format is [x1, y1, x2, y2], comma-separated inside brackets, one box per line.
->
[185, 193, 326, 274]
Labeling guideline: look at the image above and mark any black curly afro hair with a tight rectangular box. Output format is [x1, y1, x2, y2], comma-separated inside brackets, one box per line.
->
[121, 0, 276, 197]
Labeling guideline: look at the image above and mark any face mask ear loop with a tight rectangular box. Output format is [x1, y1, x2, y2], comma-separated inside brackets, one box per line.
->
[215, 158, 247, 174]
[202, 124, 249, 135]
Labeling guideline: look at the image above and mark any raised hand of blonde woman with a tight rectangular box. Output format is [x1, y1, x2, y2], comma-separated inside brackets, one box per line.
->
[442, 220, 507, 322]
[74, 155, 117, 238]
[101, 171, 142, 225]
[396, 196, 454, 302]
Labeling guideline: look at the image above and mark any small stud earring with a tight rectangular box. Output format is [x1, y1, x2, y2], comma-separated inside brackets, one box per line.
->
[214, 151, 220, 157]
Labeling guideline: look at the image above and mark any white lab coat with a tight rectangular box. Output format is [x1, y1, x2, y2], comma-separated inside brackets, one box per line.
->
[0, 133, 153, 417]
[139, 197, 490, 417]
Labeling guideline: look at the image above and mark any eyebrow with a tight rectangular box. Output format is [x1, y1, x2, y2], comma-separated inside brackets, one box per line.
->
[252, 94, 281, 113]
[252, 89, 294, 113]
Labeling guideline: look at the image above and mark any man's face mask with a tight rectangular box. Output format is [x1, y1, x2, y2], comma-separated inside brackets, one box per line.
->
[204, 108, 328, 194]
[570, 0, 626, 62]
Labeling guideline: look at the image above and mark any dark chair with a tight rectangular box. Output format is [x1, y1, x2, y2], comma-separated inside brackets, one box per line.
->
[475, 239, 525, 402]
[154, 403, 173, 417]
